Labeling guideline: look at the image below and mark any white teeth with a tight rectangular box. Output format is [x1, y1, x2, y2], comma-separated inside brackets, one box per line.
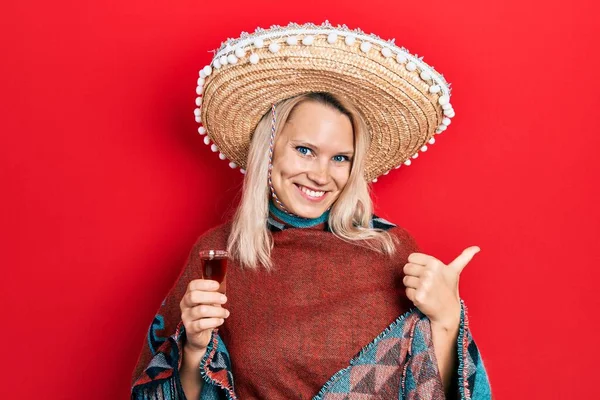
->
[300, 186, 325, 198]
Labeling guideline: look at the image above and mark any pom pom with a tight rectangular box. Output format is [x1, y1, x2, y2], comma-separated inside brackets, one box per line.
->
[420, 71, 431, 80]
[240, 169, 246, 174]
[219, 55, 228, 66]
[360, 41, 372, 53]
[234, 47, 246, 58]
[198, 126, 206, 135]
[197, 77, 205, 86]
[218, 152, 226, 160]
[421, 145, 428, 152]
[229, 162, 237, 169]
[269, 42, 280, 53]
[327, 32, 338, 43]
[202, 66, 212, 76]
[396, 53, 407, 63]
[199, 70, 206, 79]
[442, 117, 451, 126]
[196, 86, 203, 95]
[381, 47, 392, 57]
[444, 109, 455, 118]
[429, 85, 441, 94]
[302, 35, 314, 45]
[412, 153, 419, 159]
[404, 159, 412, 166]
[406, 62, 417, 71]
[211, 144, 218, 152]
[428, 137, 436, 145]
[438, 95, 450, 105]
[195, 97, 202, 107]
[249, 53, 259, 64]
[213, 59, 221, 69]
[442, 103, 452, 110]
[195, 116, 201, 123]
[227, 54, 238, 64]
[372, 178, 378, 183]
[203, 136, 210, 145]
[344, 35, 356, 46]
[286, 36, 298, 45]
[194, 108, 201, 116]
[254, 38, 264, 48]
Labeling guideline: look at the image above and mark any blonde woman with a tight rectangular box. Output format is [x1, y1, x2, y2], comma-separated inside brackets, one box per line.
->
[131, 23, 491, 400]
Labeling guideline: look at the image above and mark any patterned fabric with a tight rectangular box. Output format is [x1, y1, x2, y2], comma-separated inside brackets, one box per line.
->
[196, 302, 491, 400]
[131, 217, 491, 399]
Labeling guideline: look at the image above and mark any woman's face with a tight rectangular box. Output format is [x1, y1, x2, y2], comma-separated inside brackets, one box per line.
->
[271, 100, 354, 219]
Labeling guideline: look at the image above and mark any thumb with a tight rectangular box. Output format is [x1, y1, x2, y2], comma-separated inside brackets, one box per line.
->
[448, 246, 481, 274]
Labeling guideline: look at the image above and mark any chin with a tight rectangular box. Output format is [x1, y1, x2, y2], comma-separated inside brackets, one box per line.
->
[291, 203, 330, 219]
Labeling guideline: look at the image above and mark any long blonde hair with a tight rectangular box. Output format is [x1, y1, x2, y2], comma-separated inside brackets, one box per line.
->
[227, 92, 397, 270]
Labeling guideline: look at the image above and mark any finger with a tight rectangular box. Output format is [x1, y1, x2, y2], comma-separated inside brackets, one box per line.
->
[408, 252, 440, 266]
[189, 318, 225, 333]
[188, 279, 221, 292]
[448, 246, 481, 274]
[186, 304, 230, 320]
[402, 275, 420, 289]
[182, 290, 227, 308]
[403, 263, 425, 277]
[405, 287, 417, 302]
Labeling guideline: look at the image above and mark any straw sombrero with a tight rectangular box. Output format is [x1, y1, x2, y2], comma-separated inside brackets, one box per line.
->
[194, 21, 454, 182]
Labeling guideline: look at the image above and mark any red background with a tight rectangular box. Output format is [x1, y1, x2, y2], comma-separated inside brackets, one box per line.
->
[1, 0, 599, 398]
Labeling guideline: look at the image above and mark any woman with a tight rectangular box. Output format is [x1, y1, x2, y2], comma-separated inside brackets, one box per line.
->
[131, 22, 491, 399]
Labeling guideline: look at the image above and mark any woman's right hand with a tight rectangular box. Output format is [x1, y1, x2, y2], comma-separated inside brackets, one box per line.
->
[179, 279, 229, 354]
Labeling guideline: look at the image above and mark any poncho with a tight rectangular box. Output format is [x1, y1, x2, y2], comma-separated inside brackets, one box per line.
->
[131, 214, 491, 399]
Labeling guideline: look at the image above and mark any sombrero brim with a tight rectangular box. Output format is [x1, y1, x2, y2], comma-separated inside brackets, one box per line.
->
[196, 23, 454, 182]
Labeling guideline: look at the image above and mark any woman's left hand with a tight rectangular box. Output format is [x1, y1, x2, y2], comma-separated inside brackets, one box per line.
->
[403, 246, 481, 330]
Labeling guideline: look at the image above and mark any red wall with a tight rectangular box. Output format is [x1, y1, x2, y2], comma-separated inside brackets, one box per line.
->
[2, 0, 598, 398]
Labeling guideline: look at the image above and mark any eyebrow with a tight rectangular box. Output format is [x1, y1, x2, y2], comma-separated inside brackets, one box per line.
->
[291, 140, 354, 156]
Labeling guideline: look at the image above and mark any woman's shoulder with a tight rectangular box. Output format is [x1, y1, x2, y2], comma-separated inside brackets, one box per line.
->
[372, 214, 420, 253]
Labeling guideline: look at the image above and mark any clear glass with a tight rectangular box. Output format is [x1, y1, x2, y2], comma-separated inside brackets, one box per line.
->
[198, 249, 229, 294]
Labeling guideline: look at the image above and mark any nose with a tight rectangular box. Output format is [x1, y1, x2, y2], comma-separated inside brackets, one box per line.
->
[307, 160, 329, 186]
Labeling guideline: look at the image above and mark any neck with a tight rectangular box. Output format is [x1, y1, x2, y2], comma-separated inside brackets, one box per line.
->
[268, 201, 330, 228]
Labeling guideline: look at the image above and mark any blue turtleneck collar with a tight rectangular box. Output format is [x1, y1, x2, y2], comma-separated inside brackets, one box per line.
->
[268, 201, 330, 228]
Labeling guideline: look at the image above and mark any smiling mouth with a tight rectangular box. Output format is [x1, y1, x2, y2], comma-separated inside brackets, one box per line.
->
[295, 184, 327, 200]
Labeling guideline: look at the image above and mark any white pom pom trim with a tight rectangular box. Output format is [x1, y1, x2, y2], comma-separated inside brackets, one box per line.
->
[229, 162, 237, 169]
[249, 53, 259, 64]
[254, 38, 264, 48]
[234, 47, 246, 58]
[269, 42, 280, 53]
[302, 35, 314, 45]
[210, 144, 218, 152]
[203, 136, 210, 145]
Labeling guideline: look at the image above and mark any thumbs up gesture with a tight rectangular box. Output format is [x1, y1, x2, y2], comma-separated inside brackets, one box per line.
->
[403, 246, 480, 330]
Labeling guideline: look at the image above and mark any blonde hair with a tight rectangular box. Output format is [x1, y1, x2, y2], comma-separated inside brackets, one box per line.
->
[227, 92, 397, 270]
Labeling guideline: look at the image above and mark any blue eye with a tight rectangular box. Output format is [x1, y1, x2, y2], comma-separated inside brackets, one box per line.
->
[333, 155, 350, 162]
[296, 146, 312, 156]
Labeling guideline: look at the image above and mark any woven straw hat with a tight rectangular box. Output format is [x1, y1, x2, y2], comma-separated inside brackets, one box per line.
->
[194, 21, 454, 182]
